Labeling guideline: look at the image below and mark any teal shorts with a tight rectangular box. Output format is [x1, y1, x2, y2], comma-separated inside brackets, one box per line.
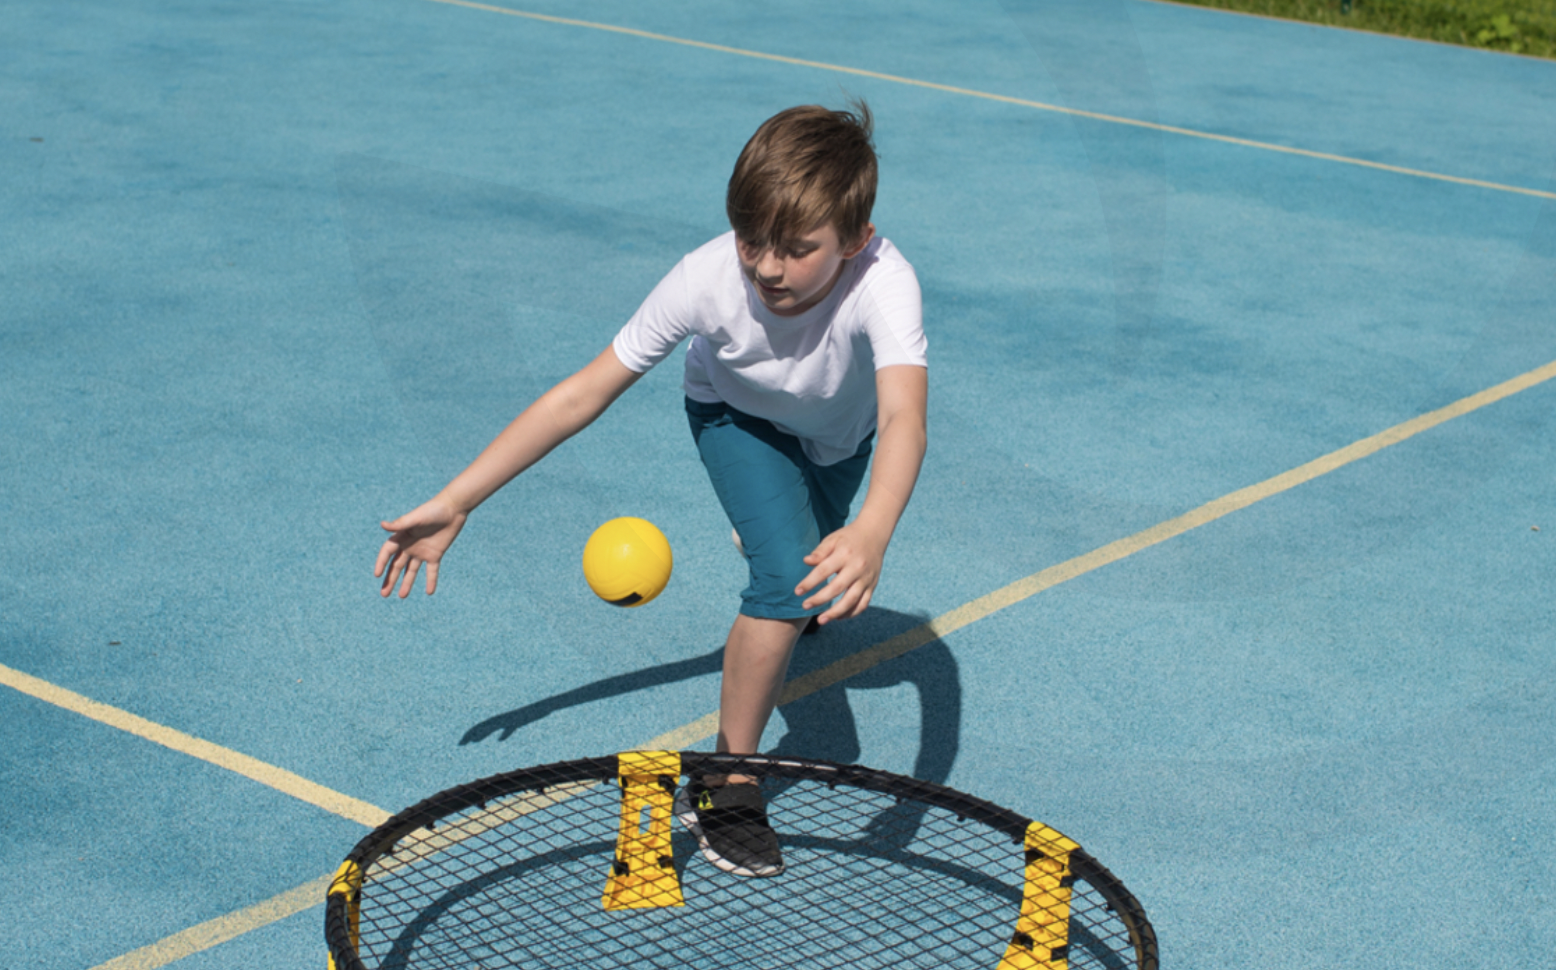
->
[686, 398, 873, 620]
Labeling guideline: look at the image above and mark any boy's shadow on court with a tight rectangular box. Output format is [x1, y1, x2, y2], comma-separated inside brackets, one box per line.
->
[461, 607, 960, 846]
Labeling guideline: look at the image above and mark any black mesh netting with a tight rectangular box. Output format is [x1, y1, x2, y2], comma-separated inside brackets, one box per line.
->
[326, 754, 1156, 970]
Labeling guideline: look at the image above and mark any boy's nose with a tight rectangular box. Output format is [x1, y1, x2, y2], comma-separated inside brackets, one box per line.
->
[755, 250, 784, 282]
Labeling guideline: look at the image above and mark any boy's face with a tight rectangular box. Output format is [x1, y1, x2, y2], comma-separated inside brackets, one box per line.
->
[736, 222, 874, 317]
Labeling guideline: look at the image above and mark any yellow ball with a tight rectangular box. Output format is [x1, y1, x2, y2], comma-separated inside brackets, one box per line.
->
[582, 517, 673, 607]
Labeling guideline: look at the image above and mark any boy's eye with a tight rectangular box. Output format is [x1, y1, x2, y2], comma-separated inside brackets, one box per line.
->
[736, 238, 814, 261]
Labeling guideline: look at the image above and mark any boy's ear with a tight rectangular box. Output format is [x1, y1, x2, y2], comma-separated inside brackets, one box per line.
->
[841, 222, 875, 260]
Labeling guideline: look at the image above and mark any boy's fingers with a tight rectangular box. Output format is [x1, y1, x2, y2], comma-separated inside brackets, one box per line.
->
[425, 562, 439, 595]
[387, 551, 414, 596]
[378, 554, 398, 591]
[803, 572, 849, 610]
[797, 570, 831, 605]
[374, 540, 398, 578]
[386, 553, 408, 597]
[807, 529, 848, 564]
[398, 559, 421, 599]
[818, 597, 846, 623]
[850, 587, 873, 618]
[798, 543, 858, 595]
[819, 585, 864, 624]
[816, 564, 879, 616]
[795, 561, 832, 597]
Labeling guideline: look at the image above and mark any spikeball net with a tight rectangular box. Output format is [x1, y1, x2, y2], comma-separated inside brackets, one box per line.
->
[325, 752, 1158, 970]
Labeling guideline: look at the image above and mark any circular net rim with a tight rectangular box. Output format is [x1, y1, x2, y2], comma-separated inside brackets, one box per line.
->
[324, 752, 1158, 970]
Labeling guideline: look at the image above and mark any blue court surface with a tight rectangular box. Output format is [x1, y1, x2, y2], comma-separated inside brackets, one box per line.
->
[3, 1, 1554, 967]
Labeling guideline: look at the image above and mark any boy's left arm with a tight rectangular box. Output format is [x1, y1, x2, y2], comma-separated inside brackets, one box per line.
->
[797, 364, 928, 624]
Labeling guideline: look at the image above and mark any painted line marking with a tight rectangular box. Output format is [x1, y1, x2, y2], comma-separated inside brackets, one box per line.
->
[635, 711, 723, 753]
[85, 781, 609, 970]
[0, 664, 390, 828]
[418, 0, 1556, 202]
[776, 357, 1556, 704]
[87, 875, 333, 970]
[84, 718, 719, 970]
[50, 354, 1556, 968]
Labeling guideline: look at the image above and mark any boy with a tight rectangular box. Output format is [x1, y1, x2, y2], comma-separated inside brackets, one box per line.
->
[373, 103, 927, 877]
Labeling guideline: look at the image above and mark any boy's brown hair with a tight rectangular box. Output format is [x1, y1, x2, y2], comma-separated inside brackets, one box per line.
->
[726, 101, 877, 251]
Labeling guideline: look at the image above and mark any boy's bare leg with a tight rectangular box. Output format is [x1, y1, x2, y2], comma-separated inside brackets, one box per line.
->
[713, 614, 808, 785]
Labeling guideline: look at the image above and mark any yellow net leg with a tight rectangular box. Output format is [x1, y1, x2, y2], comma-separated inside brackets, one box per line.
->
[998, 822, 1079, 970]
[603, 751, 685, 911]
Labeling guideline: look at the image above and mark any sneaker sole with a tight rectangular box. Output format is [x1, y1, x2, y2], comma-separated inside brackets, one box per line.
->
[673, 786, 785, 878]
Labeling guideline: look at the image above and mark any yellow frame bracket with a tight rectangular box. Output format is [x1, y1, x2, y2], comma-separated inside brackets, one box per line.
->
[998, 821, 1080, 970]
[602, 750, 685, 911]
[326, 859, 363, 970]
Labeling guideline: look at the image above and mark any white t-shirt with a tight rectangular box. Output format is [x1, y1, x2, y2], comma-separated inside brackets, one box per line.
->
[613, 231, 926, 466]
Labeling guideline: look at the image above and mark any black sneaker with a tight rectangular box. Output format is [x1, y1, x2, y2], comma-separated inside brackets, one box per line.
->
[674, 779, 784, 877]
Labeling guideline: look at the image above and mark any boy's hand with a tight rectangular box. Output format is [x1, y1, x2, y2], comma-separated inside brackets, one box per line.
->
[370, 347, 639, 601]
[795, 522, 889, 625]
[375, 498, 468, 598]
[795, 364, 925, 628]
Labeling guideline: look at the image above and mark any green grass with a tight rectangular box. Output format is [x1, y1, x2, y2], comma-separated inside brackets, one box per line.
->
[1168, 0, 1556, 58]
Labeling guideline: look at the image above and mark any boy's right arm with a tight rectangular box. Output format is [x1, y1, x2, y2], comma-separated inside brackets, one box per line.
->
[374, 345, 643, 598]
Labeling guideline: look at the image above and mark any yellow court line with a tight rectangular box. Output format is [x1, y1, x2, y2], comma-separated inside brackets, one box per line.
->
[777, 356, 1556, 703]
[52, 355, 1556, 968]
[39, 355, 1556, 967]
[87, 875, 334, 970]
[0, 664, 390, 828]
[418, 0, 1556, 202]
[82, 714, 728, 970]
[69, 9, 1547, 964]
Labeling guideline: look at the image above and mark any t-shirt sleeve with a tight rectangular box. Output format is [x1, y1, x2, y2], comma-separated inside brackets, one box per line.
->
[859, 262, 927, 370]
[612, 257, 695, 374]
